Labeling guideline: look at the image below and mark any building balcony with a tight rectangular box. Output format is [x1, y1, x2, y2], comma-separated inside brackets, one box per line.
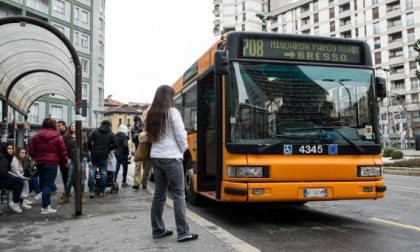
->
[388, 56, 404, 65]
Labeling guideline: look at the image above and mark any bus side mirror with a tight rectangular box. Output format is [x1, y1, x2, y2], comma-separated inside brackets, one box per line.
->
[214, 50, 229, 75]
[375, 77, 386, 99]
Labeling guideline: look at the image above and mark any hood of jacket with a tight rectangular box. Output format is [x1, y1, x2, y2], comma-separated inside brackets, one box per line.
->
[38, 128, 61, 141]
[98, 125, 111, 134]
[118, 124, 128, 135]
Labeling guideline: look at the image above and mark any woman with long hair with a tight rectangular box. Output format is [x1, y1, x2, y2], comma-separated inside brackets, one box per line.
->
[146, 85, 198, 242]
[0, 143, 24, 213]
[11, 147, 33, 209]
[28, 118, 68, 214]
[60, 122, 88, 204]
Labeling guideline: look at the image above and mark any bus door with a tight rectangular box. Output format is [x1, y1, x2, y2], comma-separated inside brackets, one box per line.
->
[197, 71, 217, 193]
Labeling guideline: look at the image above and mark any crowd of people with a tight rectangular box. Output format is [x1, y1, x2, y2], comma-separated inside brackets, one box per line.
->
[0, 85, 197, 242]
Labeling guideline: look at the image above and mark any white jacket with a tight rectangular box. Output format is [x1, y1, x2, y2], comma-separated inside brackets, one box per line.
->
[150, 107, 188, 159]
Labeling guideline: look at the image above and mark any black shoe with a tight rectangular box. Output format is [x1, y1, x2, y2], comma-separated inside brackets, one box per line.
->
[153, 230, 173, 239]
[142, 185, 147, 189]
[178, 233, 198, 242]
[132, 185, 139, 190]
[89, 193, 95, 199]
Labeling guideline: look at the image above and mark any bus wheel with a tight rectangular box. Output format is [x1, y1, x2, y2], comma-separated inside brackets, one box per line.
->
[185, 158, 200, 205]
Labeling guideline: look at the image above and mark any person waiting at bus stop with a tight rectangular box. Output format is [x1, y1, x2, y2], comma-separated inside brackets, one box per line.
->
[146, 85, 198, 242]
[0, 143, 24, 213]
[88, 120, 115, 198]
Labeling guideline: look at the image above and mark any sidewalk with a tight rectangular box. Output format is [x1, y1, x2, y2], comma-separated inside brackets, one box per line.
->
[0, 167, 254, 252]
[383, 149, 420, 176]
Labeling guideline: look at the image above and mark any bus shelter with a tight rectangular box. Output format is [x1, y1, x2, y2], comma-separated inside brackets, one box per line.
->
[0, 16, 83, 215]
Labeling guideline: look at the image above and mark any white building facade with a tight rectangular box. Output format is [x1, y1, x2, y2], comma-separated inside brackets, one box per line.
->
[213, 0, 420, 144]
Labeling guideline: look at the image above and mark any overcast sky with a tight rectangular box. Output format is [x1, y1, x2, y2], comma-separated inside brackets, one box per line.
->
[104, 1, 215, 103]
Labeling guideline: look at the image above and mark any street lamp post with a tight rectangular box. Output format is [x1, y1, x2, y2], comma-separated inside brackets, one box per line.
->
[255, 13, 275, 32]
[383, 68, 391, 147]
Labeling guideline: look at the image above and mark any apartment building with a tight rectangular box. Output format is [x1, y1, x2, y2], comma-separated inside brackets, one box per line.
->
[213, 0, 420, 141]
[0, 0, 105, 128]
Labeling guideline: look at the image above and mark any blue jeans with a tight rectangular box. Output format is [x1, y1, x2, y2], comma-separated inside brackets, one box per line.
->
[150, 158, 190, 238]
[29, 176, 40, 194]
[89, 159, 107, 193]
[65, 158, 87, 195]
[38, 164, 58, 208]
[115, 155, 128, 183]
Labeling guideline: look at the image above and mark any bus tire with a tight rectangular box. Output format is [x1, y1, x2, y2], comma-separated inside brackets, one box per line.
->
[185, 158, 200, 205]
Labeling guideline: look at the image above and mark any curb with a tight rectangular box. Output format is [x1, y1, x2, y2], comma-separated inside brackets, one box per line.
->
[383, 167, 420, 176]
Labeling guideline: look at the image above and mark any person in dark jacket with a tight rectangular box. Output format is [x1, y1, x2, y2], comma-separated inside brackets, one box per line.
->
[88, 120, 115, 198]
[114, 124, 130, 187]
[131, 115, 145, 189]
[28, 118, 68, 214]
[0, 143, 24, 213]
[60, 122, 89, 204]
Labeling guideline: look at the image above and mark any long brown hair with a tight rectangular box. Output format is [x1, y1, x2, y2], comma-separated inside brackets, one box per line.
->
[15, 147, 28, 169]
[146, 85, 175, 142]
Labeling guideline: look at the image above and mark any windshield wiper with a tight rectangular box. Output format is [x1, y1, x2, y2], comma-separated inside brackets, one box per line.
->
[332, 129, 364, 154]
[296, 127, 364, 154]
[257, 135, 332, 153]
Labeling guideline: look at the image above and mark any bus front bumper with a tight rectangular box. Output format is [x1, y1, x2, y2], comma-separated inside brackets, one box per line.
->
[221, 180, 386, 202]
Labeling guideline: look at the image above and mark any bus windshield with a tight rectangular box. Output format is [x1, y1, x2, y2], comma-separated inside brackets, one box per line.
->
[227, 62, 376, 145]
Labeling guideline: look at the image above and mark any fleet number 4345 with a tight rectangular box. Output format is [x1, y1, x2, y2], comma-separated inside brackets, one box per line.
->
[299, 145, 323, 154]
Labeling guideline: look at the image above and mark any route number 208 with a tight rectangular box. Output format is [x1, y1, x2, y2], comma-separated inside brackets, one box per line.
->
[243, 39, 264, 57]
[299, 145, 323, 154]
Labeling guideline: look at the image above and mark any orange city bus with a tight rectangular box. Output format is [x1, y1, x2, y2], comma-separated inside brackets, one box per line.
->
[171, 32, 387, 205]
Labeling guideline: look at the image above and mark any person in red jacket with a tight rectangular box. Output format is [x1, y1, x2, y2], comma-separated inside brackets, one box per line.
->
[28, 118, 68, 214]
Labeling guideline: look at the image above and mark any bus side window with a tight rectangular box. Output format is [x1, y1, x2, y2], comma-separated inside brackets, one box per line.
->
[183, 84, 197, 132]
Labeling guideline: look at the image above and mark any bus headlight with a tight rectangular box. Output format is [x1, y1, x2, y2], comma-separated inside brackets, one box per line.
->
[357, 166, 382, 177]
[227, 166, 268, 178]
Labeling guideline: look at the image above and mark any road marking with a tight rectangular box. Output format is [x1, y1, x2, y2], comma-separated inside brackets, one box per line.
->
[370, 218, 420, 232]
[127, 174, 260, 252]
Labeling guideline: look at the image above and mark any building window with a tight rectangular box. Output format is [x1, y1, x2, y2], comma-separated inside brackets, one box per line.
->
[354, 0, 357, 9]
[339, 2, 350, 13]
[374, 37, 381, 49]
[314, 26, 319, 35]
[340, 16, 351, 26]
[82, 83, 88, 98]
[387, 16, 401, 28]
[390, 65, 404, 74]
[330, 21, 335, 32]
[389, 48, 403, 58]
[99, 0, 105, 13]
[411, 94, 418, 103]
[28, 103, 39, 124]
[329, 0, 335, 5]
[406, 0, 413, 9]
[282, 24, 287, 33]
[81, 34, 88, 47]
[74, 32, 79, 45]
[372, 7, 379, 19]
[375, 52, 381, 64]
[99, 18, 104, 34]
[53, 0, 65, 14]
[407, 28, 415, 42]
[409, 61, 417, 74]
[301, 3, 309, 13]
[386, 1, 400, 12]
[74, 6, 79, 20]
[314, 13, 319, 23]
[391, 80, 405, 90]
[411, 78, 419, 90]
[372, 0, 379, 5]
[373, 22, 380, 34]
[81, 10, 88, 24]
[409, 46, 416, 58]
[388, 32, 402, 43]
[329, 8, 335, 18]
[406, 13, 414, 26]
[313, 1, 318, 11]
[98, 88, 103, 106]
[302, 29, 310, 35]
[341, 30, 352, 38]
[99, 64, 104, 82]
[81, 58, 88, 72]
[51, 106, 63, 120]
[301, 17, 310, 26]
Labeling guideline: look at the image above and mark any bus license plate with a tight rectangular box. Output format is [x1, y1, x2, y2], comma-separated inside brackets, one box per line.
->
[304, 188, 328, 198]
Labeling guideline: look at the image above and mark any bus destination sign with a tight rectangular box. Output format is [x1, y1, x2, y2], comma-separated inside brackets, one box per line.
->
[241, 37, 362, 64]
